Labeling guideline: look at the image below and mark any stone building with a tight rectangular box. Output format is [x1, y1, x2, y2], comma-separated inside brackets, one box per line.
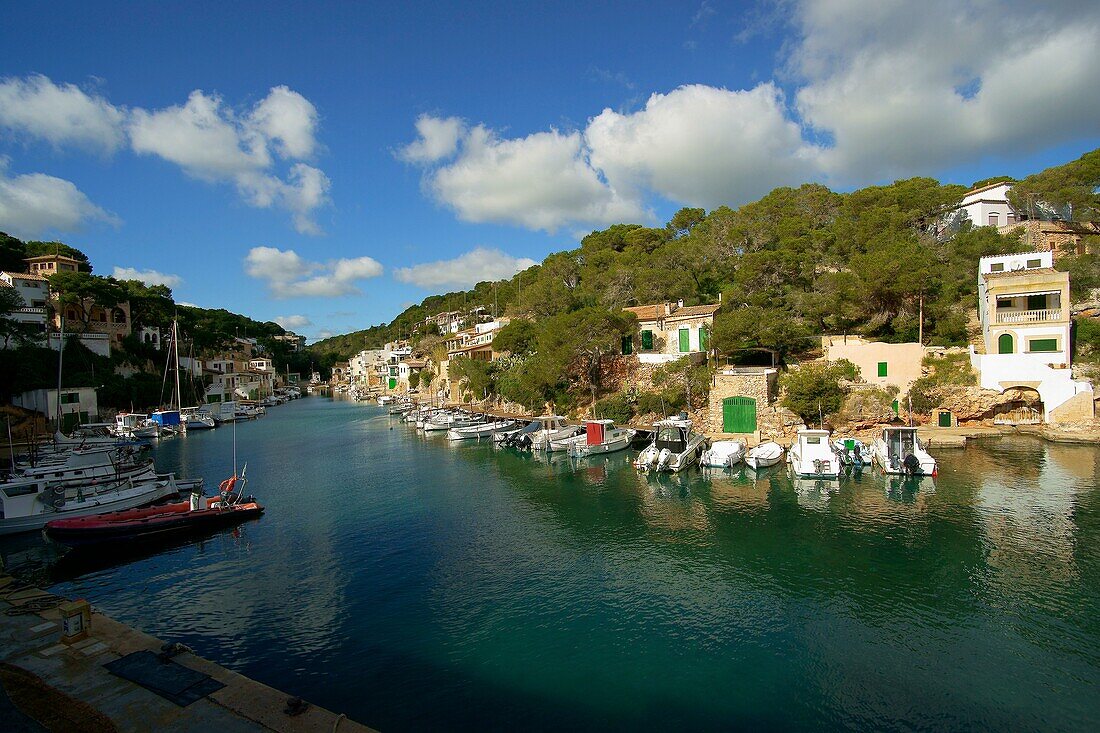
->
[622, 300, 719, 364]
[707, 367, 798, 440]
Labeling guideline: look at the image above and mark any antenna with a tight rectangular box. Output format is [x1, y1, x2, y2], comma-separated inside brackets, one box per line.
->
[232, 411, 238, 479]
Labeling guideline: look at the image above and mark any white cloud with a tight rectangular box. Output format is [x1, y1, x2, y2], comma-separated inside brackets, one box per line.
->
[275, 314, 312, 330]
[414, 122, 650, 232]
[400, 1, 1100, 222]
[111, 266, 183, 288]
[244, 246, 383, 298]
[586, 83, 818, 209]
[0, 74, 126, 152]
[128, 86, 329, 234]
[398, 114, 464, 163]
[395, 247, 537, 289]
[0, 161, 120, 239]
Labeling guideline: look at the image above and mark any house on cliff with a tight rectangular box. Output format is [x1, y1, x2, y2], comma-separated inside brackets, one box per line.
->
[622, 300, 719, 364]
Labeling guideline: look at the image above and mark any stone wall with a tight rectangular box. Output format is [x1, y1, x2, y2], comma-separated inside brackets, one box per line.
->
[706, 368, 795, 437]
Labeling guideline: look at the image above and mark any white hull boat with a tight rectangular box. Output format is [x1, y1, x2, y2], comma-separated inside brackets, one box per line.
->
[745, 441, 784, 470]
[833, 438, 872, 466]
[0, 476, 181, 536]
[871, 427, 937, 476]
[566, 420, 636, 457]
[787, 429, 840, 479]
[447, 420, 518, 440]
[636, 416, 708, 472]
[529, 416, 582, 451]
[699, 440, 747, 469]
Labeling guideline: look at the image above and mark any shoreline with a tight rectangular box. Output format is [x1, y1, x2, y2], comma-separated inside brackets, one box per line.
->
[0, 569, 377, 732]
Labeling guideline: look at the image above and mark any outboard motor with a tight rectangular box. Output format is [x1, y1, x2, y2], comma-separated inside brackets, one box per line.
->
[902, 453, 921, 475]
[813, 458, 830, 475]
[656, 448, 672, 472]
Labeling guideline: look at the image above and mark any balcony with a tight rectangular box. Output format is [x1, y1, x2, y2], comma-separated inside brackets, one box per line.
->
[995, 308, 1062, 324]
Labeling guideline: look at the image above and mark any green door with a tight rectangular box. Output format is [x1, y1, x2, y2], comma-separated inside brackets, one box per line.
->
[679, 328, 690, 352]
[938, 411, 952, 427]
[388, 377, 397, 389]
[998, 333, 1013, 354]
[722, 396, 757, 433]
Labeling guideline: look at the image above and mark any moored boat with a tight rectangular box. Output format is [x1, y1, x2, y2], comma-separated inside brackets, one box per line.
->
[871, 427, 937, 476]
[787, 428, 840, 479]
[635, 415, 707, 472]
[565, 419, 636, 457]
[745, 441, 784, 470]
[699, 440, 747, 469]
[0, 476, 181, 536]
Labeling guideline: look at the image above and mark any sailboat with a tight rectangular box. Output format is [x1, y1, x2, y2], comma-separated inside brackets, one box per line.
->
[151, 319, 184, 434]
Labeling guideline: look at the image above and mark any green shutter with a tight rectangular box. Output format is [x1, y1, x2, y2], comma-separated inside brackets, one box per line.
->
[699, 326, 709, 352]
[877, 361, 888, 377]
[388, 377, 397, 389]
[640, 330, 653, 350]
[678, 328, 690, 352]
[997, 333, 1014, 354]
[1029, 338, 1058, 353]
[722, 396, 757, 433]
[621, 334, 633, 355]
[891, 399, 899, 416]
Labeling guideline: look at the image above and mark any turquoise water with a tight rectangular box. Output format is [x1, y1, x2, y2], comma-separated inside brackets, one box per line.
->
[3, 396, 1099, 731]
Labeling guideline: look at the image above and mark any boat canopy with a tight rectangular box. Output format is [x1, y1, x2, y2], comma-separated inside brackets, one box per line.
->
[655, 425, 687, 453]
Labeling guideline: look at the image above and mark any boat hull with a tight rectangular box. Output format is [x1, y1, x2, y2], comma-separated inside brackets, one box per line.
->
[0, 482, 178, 536]
[46, 502, 264, 547]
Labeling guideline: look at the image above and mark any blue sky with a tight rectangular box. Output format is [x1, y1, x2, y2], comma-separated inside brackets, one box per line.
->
[2, 1, 1099, 340]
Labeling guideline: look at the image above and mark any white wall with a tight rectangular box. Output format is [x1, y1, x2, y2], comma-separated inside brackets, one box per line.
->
[970, 347, 1092, 420]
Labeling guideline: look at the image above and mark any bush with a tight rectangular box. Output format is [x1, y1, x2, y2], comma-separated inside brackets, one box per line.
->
[593, 393, 634, 423]
[634, 389, 685, 416]
[779, 359, 859, 423]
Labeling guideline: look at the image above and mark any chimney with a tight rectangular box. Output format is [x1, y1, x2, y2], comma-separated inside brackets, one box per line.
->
[676, 298, 684, 309]
[664, 302, 672, 316]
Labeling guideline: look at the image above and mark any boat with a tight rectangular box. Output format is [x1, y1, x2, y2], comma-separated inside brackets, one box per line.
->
[424, 411, 485, 432]
[787, 428, 840, 479]
[494, 420, 539, 444]
[871, 427, 937, 476]
[52, 423, 132, 447]
[635, 415, 707, 472]
[0, 475, 182, 536]
[447, 419, 518, 440]
[44, 475, 263, 548]
[11, 445, 156, 489]
[528, 416, 583, 451]
[699, 440, 747, 469]
[180, 407, 216, 430]
[114, 413, 160, 439]
[833, 437, 872, 466]
[564, 419, 636, 457]
[745, 441, 784, 470]
[377, 395, 395, 406]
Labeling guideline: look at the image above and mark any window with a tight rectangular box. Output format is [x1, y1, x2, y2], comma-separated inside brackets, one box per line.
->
[988, 213, 999, 226]
[877, 362, 888, 377]
[1026, 259, 1041, 268]
[621, 335, 633, 355]
[1026, 294, 1047, 311]
[1029, 338, 1058, 353]
[60, 392, 80, 404]
[990, 263, 1004, 273]
[806, 436, 820, 444]
[1007, 213, 1016, 224]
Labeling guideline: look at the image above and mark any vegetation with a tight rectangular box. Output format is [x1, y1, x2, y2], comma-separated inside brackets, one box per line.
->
[780, 359, 859, 424]
[1007, 149, 1100, 222]
[907, 352, 978, 413]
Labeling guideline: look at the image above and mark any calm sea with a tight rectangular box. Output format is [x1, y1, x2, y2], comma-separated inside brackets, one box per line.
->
[3, 396, 1099, 731]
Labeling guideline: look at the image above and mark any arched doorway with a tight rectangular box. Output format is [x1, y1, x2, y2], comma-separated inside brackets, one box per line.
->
[992, 386, 1043, 424]
[997, 333, 1014, 354]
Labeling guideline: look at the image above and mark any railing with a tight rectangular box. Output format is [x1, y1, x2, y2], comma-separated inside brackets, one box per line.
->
[995, 308, 1061, 324]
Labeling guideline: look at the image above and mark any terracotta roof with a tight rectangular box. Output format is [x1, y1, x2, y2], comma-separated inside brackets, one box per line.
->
[1, 270, 48, 281]
[403, 358, 427, 368]
[982, 267, 1063, 280]
[963, 180, 1013, 198]
[622, 302, 721, 321]
[666, 303, 721, 319]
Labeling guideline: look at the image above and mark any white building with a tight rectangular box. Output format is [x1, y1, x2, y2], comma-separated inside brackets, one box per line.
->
[0, 271, 49, 342]
[139, 325, 162, 350]
[970, 252, 1093, 422]
[959, 181, 1021, 229]
[13, 387, 99, 431]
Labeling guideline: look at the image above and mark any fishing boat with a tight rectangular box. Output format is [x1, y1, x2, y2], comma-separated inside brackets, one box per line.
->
[377, 395, 395, 406]
[833, 437, 872, 466]
[0, 475, 182, 536]
[787, 428, 840, 479]
[447, 419, 518, 440]
[528, 416, 582, 451]
[180, 407, 216, 430]
[635, 415, 707, 472]
[424, 411, 484, 432]
[564, 419, 636, 457]
[11, 445, 156, 489]
[494, 420, 539, 444]
[114, 413, 160, 439]
[44, 474, 262, 548]
[745, 441, 784, 470]
[871, 427, 937, 476]
[699, 440, 747, 469]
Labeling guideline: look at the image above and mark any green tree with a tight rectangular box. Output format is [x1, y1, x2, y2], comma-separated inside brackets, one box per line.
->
[780, 359, 859, 424]
[492, 318, 538, 355]
[1007, 148, 1100, 221]
[47, 271, 126, 330]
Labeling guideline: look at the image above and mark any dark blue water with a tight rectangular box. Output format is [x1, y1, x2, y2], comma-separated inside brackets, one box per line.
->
[3, 397, 1099, 731]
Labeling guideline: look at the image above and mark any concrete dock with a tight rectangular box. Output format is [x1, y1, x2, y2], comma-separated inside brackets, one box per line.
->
[0, 574, 376, 732]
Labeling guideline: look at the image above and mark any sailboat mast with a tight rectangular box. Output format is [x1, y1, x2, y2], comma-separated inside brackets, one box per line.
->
[55, 316, 64, 435]
[173, 319, 182, 410]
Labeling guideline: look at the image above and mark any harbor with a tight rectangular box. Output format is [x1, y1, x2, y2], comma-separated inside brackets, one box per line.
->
[2, 395, 1099, 731]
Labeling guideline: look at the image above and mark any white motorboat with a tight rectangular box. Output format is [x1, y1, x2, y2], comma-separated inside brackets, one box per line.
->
[871, 427, 937, 476]
[635, 416, 707, 472]
[529, 416, 583, 451]
[745, 441, 784, 470]
[12, 446, 156, 489]
[787, 428, 840, 479]
[181, 407, 216, 430]
[447, 419, 518, 440]
[115, 413, 159, 439]
[377, 395, 395, 406]
[494, 420, 540, 444]
[833, 438, 872, 466]
[699, 440, 747, 469]
[564, 419, 636, 457]
[0, 475, 181, 536]
[424, 412, 484, 432]
[52, 423, 128, 446]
